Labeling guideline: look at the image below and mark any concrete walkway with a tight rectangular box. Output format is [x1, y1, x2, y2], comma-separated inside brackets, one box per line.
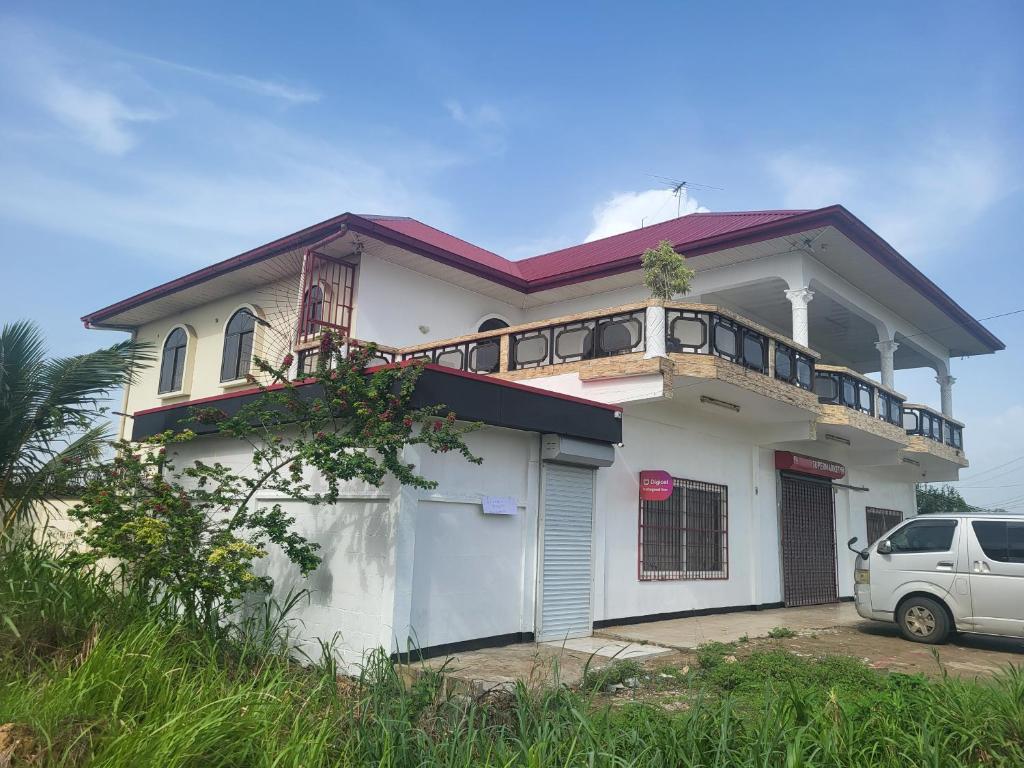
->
[597, 602, 860, 649]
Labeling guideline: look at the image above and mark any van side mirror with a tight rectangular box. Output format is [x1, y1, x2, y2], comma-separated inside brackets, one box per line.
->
[846, 536, 870, 560]
[876, 539, 893, 555]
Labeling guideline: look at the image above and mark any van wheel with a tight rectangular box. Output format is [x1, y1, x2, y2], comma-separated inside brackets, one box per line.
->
[896, 597, 950, 644]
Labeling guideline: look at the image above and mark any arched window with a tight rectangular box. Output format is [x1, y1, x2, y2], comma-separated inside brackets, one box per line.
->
[158, 327, 188, 394]
[221, 308, 257, 382]
[303, 284, 324, 336]
[477, 317, 510, 333]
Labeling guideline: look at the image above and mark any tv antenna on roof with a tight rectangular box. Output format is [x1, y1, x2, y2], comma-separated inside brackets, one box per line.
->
[645, 174, 724, 217]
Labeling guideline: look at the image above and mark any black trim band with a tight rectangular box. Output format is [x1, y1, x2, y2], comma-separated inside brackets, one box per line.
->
[391, 632, 535, 662]
[594, 601, 785, 628]
[132, 366, 622, 445]
[595, 597, 854, 628]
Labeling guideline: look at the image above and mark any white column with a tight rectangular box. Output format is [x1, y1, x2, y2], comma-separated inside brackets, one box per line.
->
[874, 339, 899, 391]
[784, 287, 815, 347]
[644, 304, 667, 359]
[936, 374, 956, 418]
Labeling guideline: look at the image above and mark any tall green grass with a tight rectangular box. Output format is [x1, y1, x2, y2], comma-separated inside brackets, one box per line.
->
[2, 540, 1022, 767]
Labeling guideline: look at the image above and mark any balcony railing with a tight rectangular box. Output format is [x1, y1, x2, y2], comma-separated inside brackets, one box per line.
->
[297, 339, 397, 376]
[507, 308, 646, 370]
[904, 404, 964, 450]
[396, 301, 820, 394]
[286, 301, 965, 455]
[665, 308, 814, 391]
[813, 365, 905, 427]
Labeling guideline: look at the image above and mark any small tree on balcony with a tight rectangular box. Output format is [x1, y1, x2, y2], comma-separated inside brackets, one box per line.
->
[71, 336, 481, 630]
[642, 240, 695, 302]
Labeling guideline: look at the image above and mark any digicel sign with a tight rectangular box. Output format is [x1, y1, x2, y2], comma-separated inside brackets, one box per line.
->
[639, 470, 674, 501]
[774, 451, 846, 480]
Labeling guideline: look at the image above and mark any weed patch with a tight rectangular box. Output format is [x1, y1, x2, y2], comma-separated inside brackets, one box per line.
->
[3, 541, 1024, 767]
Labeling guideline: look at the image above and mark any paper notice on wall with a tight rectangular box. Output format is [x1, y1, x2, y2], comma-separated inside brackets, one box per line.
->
[481, 496, 518, 515]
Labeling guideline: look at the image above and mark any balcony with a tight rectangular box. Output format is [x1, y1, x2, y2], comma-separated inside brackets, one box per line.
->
[291, 299, 966, 466]
[812, 365, 910, 449]
[901, 404, 967, 475]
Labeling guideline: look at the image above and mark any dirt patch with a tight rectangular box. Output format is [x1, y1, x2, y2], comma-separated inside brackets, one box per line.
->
[0, 723, 41, 767]
[765, 621, 1024, 678]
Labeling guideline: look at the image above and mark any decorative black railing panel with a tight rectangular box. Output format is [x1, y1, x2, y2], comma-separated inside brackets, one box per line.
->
[509, 310, 645, 371]
[665, 309, 775, 376]
[814, 370, 877, 417]
[774, 343, 815, 391]
[297, 343, 396, 377]
[401, 337, 502, 374]
[904, 406, 963, 450]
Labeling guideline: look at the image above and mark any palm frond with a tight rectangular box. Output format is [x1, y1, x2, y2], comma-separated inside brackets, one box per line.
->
[0, 321, 153, 536]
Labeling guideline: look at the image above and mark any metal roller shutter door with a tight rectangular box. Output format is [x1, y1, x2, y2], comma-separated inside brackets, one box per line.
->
[538, 463, 595, 641]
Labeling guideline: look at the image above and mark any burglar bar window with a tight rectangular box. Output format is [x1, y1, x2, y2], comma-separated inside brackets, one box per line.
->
[866, 507, 903, 545]
[639, 477, 728, 580]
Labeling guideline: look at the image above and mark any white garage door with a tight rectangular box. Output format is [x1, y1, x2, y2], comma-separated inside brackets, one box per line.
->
[538, 463, 595, 642]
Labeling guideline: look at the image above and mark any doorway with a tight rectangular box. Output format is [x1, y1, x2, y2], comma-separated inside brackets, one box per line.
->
[536, 463, 596, 642]
[779, 473, 839, 607]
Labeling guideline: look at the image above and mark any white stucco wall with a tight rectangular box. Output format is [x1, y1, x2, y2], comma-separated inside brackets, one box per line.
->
[596, 405, 765, 623]
[168, 433, 404, 669]
[352, 257, 525, 347]
[166, 425, 539, 666]
[400, 428, 539, 650]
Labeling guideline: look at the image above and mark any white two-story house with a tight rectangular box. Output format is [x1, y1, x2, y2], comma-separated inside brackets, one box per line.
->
[83, 204, 1002, 665]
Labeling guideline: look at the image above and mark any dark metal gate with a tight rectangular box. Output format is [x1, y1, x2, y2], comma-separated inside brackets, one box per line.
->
[779, 473, 838, 607]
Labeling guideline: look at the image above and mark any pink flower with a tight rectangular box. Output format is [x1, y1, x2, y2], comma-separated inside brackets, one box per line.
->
[282, 353, 294, 368]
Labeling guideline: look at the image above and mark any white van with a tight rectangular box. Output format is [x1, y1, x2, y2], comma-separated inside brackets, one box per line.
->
[849, 514, 1024, 644]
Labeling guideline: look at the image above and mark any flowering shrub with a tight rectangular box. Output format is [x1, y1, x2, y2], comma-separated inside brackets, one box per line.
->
[71, 336, 480, 628]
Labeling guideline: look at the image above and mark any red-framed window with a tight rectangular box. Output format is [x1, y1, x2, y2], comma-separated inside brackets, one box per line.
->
[297, 252, 355, 345]
[639, 476, 729, 580]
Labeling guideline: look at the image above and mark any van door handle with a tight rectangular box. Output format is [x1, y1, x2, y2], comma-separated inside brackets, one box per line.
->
[936, 560, 954, 571]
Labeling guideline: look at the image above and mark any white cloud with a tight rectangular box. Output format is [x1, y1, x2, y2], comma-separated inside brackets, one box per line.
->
[444, 99, 505, 154]
[37, 73, 164, 155]
[768, 152, 858, 210]
[0, 19, 463, 264]
[445, 99, 503, 129]
[584, 188, 709, 242]
[766, 139, 1009, 259]
[139, 55, 320, 104]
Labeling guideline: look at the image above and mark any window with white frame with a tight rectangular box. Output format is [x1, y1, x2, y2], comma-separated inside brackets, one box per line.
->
[639, 476, 729, 580]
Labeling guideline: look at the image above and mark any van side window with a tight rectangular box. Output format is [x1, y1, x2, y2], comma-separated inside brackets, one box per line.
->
[887, 519, 957, 553]
[973, 521, 1024, 564]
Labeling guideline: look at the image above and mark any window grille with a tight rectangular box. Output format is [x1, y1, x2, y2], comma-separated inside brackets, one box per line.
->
[866, 506, 903, 545]
[639, 476, 728, 580]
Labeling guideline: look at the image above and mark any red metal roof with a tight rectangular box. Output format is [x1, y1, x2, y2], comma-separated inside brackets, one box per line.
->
[359, 211, 806, 283]
[359, 215, 520, 279]
[517, 211, 803, 281]
[81, 206, 1004, 352]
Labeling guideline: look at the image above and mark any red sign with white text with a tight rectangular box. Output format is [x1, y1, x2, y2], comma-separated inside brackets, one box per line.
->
[639, 470, 674, 501]
[774, 451, 846, 480]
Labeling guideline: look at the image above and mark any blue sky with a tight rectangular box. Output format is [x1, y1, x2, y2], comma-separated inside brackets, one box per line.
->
[1, 2, 1022, 507]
